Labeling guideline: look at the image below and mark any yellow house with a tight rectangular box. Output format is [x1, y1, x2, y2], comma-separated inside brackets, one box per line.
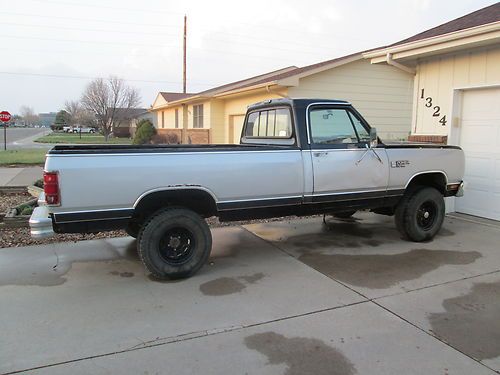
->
[151, 53, 415, 144]
[364, 3, 500, 221]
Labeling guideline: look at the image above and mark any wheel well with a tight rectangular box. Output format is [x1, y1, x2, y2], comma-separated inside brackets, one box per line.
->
[406, 172, 447, 194]
[133, 189, 217, 222]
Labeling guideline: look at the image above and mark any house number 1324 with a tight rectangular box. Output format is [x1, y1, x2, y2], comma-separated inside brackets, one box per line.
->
[420, 89, 447, 126]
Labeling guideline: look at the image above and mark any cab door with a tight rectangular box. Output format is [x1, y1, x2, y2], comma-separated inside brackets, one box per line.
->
[308, 105, 388, 202]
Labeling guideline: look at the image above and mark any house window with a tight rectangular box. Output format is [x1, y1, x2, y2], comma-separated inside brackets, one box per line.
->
[175, 109, 179, 128]
[161, 111, 165, 128]
[193, 104, 204, 128]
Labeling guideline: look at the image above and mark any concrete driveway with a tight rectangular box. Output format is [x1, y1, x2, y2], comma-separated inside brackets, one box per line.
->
[0, 213, 499, 374]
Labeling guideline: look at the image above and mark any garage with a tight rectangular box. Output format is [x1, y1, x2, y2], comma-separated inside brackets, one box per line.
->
[230, 114, 245, 144]
[364, 3, 500, 221]
[455, 87, 500, 220]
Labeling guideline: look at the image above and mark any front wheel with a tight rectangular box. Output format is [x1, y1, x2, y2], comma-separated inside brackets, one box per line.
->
[138, 208, 212, 280]
[395, 186, 445, 242]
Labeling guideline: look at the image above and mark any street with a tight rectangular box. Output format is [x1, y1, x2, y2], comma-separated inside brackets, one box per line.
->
[0, 127, 51, 150]
[1, 213, 499, 374]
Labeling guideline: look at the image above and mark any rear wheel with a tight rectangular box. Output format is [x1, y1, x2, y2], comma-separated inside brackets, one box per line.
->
[395, 186, 444, 242]
[138, 208, 212, 280]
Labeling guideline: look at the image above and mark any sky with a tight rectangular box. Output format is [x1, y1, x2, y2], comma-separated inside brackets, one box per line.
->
[0, 0, 496, 114]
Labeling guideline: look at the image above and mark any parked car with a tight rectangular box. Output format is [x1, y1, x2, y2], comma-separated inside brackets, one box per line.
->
[62, 126, 72, 133]
[30, 98, 465, 279]
[73, 127, 96, 134]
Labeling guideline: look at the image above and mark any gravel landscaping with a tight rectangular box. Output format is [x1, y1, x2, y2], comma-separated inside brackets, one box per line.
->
[0, 192, 33, 213]
[0, 214, 321, 248]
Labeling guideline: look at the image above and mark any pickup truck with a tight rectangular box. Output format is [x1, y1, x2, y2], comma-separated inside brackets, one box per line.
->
[30, 98, 465, 280]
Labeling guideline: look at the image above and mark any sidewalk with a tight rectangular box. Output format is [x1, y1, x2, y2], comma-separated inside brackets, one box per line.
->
[0, 166, 43, 186]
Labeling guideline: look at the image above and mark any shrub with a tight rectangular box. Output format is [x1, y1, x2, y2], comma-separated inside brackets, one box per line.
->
[20, 206, 34, 216]
[34, 178, 44, 188]
[132, 119, 156, 145]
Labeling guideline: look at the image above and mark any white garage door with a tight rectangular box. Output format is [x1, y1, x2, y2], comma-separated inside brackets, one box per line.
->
[455, 87, 500, 220]
[231, 115, 245, 144]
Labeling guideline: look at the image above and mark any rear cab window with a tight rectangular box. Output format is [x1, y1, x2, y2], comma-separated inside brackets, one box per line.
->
[241, 107, 296, 146]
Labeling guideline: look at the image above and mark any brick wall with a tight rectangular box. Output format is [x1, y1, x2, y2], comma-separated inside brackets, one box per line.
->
[157, 128, 210, 144]
[407, 135, 448, 144]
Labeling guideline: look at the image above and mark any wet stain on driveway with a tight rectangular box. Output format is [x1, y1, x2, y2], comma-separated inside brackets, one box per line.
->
[244, 331, 356, 375]
[200, 272, 265, 296]
[299, 249, 481, 289]
[428, 280, 500, 360]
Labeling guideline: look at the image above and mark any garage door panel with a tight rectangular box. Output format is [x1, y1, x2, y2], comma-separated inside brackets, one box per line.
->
[456, 87, 500, 221]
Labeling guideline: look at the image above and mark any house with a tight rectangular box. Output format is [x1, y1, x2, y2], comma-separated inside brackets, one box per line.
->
[364, 3, 500, 221]
[150, 54, 416, 144]
[111, 108, 153, 138]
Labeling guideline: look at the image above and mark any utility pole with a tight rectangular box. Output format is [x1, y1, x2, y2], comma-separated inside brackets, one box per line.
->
[183, 15, 187, 94]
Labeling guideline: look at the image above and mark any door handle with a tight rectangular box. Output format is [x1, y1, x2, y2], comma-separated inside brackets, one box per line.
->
[314, 152, 328, 157]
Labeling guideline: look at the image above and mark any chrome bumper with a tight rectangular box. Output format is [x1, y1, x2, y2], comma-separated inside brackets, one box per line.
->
[29, 206, 54, 239]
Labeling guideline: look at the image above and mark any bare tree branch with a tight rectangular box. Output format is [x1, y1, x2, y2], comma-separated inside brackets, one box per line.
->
[81, 76, 140, 141]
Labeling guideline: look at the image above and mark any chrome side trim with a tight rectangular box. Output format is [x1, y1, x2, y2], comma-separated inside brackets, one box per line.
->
[404, 170, 449, 188]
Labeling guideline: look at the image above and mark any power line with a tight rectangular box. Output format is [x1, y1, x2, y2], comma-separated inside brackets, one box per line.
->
[25, 0, 184, 15]
[0, 34, 177, 47]
[1, 22, 335, 56]
[1, 21, 173, 37]
[2, 11, 180, 29]
[0, 71, 216, 86]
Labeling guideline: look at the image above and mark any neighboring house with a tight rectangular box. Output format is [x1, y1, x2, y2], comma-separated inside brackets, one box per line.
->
[151, 56, 415, 144]
[111, 108, 151, 138]
[364, 3, 500, 221]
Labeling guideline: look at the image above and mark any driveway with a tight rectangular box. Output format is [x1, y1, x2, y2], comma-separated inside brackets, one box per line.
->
[0, 213, 499, 374]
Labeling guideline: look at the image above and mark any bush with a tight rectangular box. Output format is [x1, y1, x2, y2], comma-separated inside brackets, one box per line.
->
[132, 119, 156, 145]
[34, 178, 44, 188]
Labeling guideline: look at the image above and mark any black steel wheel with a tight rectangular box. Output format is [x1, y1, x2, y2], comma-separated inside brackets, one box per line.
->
[395, 186, 445, 242]
[138, 208, 212, 280]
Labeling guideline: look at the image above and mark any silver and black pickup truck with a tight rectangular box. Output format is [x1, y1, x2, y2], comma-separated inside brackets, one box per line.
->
[30, 98, 465, 279]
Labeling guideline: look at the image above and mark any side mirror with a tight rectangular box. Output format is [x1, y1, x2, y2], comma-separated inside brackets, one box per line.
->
[369, 128, 378, 148]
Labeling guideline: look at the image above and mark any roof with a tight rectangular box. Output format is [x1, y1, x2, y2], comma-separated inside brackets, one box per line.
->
[390, 2, 500, 47]
[196, 66, 298, 96]
[152, 52, 364, 108]
[159, 92, 195, 102]
[111, 107, 148, 120]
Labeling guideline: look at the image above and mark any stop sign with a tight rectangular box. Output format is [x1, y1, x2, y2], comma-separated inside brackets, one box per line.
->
[0, 111, 11, 123]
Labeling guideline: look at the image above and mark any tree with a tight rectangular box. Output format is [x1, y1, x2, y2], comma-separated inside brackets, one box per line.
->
[81, 76, 141, 141]
[63, 100, 82, 126]
[54, 110, 70, 127]
[133, 119, 156, 145]
[19, 105, 39, 126]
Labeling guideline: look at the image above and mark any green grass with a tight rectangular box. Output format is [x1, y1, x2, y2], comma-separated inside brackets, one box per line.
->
[34, 133, 132, 144]
[0, 148, 48, 165]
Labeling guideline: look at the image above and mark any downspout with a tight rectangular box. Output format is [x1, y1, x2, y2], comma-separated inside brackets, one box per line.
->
[386, 53, 416, 75]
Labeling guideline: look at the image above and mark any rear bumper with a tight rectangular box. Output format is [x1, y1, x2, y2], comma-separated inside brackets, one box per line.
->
[445, 181, 464, 197]
[29, 206, 54, 239]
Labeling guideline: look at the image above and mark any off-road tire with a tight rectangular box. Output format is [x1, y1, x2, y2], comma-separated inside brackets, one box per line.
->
[333, 210, 357, 219]
[395, 186, 445, 242]
[138, 208, 212, 280]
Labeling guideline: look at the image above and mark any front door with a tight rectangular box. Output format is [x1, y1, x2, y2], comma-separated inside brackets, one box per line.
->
[308, 105, 389, 203]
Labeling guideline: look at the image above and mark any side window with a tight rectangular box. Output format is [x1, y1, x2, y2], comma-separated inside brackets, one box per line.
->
[244, 108, 292, 138]
[348, 112, 370, 142]
[310, 108, 358, 144]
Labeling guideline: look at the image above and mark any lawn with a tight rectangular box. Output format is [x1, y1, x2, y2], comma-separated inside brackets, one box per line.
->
[0, 148, 48, 165]
[34, 133, 132, 144]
